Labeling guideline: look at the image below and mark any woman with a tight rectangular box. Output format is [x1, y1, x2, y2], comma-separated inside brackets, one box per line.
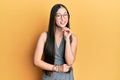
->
[34, 4, 77, 80]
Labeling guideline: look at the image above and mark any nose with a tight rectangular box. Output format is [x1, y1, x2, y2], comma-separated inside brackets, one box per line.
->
[61, 15, 65, 20]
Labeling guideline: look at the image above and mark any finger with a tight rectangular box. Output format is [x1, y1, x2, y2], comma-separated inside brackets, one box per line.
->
[64, 28, 70, 31]
[65, 64, 71, 67]
[66, 68, 69, 72]
[68, 32, 72, 37]
[69, 30, 72, 34]
[62, 27, 70, 32]
[63, 27, 70, 29]
[65, 67, 69, 72]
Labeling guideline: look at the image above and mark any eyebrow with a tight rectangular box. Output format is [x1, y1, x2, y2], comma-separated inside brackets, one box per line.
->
[56, 12, 68, 14]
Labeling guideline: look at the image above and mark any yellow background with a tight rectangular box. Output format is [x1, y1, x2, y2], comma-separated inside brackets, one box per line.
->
[0, 0, 120, 80]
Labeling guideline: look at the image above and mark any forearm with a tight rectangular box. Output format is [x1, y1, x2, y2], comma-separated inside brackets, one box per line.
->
[34, 60, 70, 73]
[34, 60, 54, 71]
[65, 39, 75, 66]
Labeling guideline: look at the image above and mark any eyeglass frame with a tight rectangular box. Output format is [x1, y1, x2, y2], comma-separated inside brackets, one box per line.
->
[55, 13, 69, 19]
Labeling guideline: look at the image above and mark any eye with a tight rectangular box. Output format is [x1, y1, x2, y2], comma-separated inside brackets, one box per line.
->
[63, 14, 68, 17]
[56, 14, 61, 18]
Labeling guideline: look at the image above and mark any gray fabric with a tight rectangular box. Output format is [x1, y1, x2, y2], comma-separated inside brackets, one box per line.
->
[42, 37, 74, 80]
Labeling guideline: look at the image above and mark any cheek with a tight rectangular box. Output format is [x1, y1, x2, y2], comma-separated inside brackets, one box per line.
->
[66, 18, 68, 22]
[55, 19, 60, 25]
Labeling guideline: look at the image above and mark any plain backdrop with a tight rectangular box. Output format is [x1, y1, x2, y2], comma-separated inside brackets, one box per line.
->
[0, 0, 120, 80]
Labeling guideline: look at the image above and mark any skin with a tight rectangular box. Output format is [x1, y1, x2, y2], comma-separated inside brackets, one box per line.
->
[34, 7, 78, 73]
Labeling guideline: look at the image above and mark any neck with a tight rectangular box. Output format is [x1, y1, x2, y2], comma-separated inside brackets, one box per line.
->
[55, 26, 63, 38]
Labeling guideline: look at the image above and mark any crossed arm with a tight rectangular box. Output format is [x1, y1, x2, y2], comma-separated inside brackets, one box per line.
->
[34, 31, 78, 72]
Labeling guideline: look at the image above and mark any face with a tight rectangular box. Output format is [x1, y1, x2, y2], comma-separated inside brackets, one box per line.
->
[55, 7, 68, 28]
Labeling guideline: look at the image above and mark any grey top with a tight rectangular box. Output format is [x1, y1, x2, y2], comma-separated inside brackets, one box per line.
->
[42, 37, 74, 80]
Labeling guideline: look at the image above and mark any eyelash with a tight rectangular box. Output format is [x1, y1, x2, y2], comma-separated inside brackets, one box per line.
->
[56, 14, 68, 17]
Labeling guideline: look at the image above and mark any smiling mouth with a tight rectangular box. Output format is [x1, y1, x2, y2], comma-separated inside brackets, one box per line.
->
[60, 21, 66, 25]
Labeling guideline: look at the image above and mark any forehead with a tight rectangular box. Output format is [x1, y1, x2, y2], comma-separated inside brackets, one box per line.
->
[56, 7, 67, 14]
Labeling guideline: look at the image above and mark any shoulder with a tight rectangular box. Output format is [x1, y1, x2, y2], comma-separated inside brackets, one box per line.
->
[71, 33, 78, 42]
[40, 32, 47, 38]
[38, 32, 47, 43]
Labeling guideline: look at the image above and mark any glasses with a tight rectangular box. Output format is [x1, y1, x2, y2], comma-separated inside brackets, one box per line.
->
[55, 13, 68, 19]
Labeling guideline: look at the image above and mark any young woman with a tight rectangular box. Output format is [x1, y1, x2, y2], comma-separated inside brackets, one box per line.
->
[34, 4, 77, 80]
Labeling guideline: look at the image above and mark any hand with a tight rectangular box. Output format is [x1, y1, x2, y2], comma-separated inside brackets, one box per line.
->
[62, 27, 72, 41]
[59, 64, 71, 72]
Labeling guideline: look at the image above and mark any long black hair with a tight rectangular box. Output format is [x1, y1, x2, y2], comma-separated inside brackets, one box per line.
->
[43, 4, 70, 76]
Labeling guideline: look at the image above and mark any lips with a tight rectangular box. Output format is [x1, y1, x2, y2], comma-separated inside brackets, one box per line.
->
[60, 21, 66, 25]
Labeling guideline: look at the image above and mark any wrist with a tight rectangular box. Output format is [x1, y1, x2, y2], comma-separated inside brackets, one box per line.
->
[52, 65, 59, 72]
[65, 38, 70, 42]
[58, 65, 63, 72]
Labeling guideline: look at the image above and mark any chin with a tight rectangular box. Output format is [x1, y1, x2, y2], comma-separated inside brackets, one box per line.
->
[60, 26, 66, 28]
[59, 24, 67, 28]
